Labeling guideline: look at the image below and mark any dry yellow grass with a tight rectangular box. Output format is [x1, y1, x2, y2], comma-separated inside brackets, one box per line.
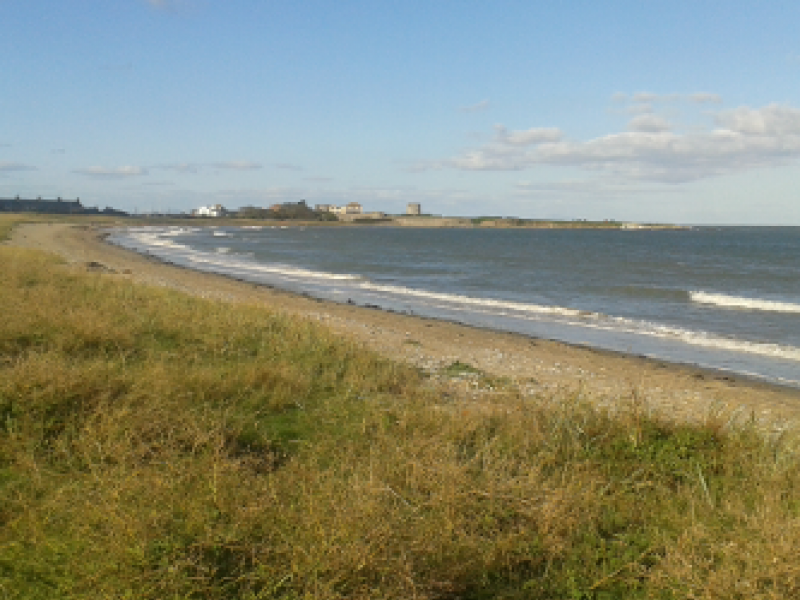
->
[2, 214, 800, 599]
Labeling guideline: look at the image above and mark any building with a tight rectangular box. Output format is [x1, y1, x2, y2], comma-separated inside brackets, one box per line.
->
[322, 202, 364, 216]
[406, 202, 421, 215]
[0, 196, 84, 214]
[317, 202, 388, 221]
[328, 202, 363, 216]
[193, 204, 227, 217]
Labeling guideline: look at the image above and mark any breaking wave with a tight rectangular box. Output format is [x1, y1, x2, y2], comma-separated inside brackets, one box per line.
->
[691, 291, 800, 314]
[362, 283, 800, 362]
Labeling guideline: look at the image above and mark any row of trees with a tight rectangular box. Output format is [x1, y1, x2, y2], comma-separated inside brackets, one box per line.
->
[236, 201, 338, 221]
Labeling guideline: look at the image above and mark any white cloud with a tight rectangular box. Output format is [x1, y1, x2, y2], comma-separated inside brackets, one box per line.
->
[155, 161, 262, 173]
[715, 103, 800, 135]
[445, 149, 525, 171]
[211, 161, 263, 170]
[460, 100, 490, 113]
[689, 92, 723, 104]
[632, 91, 663, 103]
[0, 162, 37, 172]
[421, 102, 800, 183]
[494, 125, 563, 145]
[628, 114, 671, 133]
[156, 162, 198, 173]
[624, 102, 654, 115]
[74, 166, 148, 178]
[630, 91, 721, 105]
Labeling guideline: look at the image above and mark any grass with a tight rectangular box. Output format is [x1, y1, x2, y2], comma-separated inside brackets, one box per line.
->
[2, 214, 800, 598]
[443, 360, 485, 376]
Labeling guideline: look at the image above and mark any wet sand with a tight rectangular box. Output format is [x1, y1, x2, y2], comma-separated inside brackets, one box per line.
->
[7, 222, 800, 425]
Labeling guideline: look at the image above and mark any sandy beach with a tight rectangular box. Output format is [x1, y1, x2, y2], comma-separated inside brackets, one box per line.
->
[8, 221, 800, 425]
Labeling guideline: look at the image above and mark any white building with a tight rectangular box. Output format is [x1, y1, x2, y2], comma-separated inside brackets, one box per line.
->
[193, 204, 227, 217]
[329, 202, 363, 215]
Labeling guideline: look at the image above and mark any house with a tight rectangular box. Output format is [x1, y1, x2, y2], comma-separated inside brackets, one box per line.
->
[193, 204, 227, 217]
[327, 202, 363, 216]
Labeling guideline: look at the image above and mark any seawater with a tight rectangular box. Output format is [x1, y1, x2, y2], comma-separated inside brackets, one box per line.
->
[109, 225, 800, 388]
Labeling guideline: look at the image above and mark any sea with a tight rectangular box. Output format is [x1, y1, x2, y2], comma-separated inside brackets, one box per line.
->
[108, 225, 800, 388]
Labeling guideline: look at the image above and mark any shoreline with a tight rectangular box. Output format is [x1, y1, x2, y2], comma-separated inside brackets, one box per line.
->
[8, 221, 800, 424]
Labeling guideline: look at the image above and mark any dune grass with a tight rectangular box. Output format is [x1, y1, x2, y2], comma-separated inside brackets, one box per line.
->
[0, 214, 28, 240]
[2, 216, 800, 598]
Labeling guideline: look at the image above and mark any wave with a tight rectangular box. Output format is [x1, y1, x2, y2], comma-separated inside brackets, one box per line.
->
[127, 232, 192, 251]
[182, 254, 363, 281]
[599, 316, 800, 362]
[113, 229, 363, 282]
[360, 284, 800, 362]
[360, 282, 596, 319]
[691, 291, 800, 314]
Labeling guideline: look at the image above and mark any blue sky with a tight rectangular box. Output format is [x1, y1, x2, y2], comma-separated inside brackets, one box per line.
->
[2, 1, 800, 223]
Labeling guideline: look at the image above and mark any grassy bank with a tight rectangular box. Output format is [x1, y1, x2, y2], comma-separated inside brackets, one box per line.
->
[2, 216, 800, 599]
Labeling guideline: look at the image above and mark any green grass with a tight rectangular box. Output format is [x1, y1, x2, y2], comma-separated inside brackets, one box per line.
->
[1, 216, 800, 599]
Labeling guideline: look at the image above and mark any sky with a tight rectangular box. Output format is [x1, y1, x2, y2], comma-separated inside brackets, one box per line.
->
[2, 1, 800, 224]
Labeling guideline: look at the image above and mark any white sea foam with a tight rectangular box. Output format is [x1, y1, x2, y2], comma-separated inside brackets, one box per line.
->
[691, 291, 800, 314]
[128, 232, 191, 251]
[160, 227, 199, 237]
[595, 316, 800, 362]
[182, 251, 362, 281]
[359, 282, 593, 318]
[359, 283, 800, 362]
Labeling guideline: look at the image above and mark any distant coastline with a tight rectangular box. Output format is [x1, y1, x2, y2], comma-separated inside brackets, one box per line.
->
[1, 197, 688, 230]
[388, 216, 689, 229]
[112, 213, 691, 230]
